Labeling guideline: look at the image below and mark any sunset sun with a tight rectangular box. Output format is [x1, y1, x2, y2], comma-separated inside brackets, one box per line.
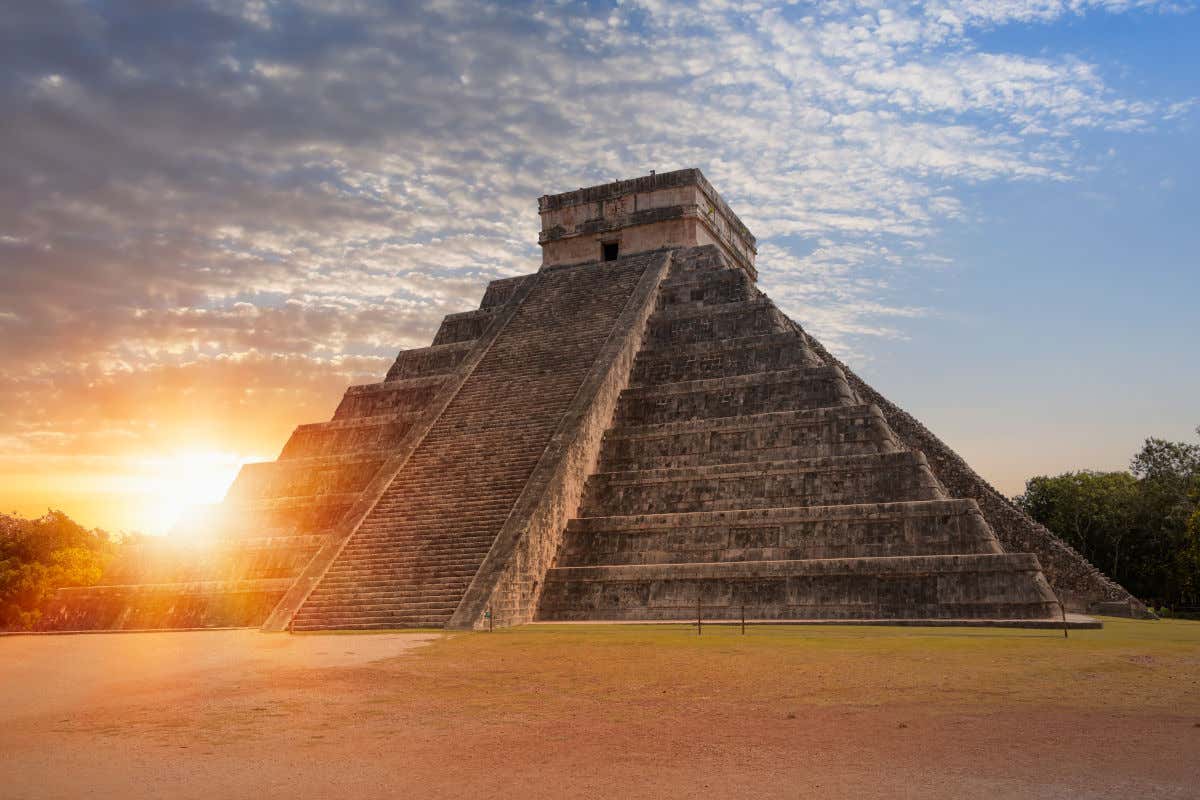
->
[130, 451, 258, 537]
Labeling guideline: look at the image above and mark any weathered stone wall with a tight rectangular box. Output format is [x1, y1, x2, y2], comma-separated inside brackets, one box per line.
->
[582, 451, 944, 516]
[331, 375, 450, 419]
[43, 580, 294, 630]
[479, 275, 532, 308]
[539, 168, 758, 279]
[432, 308, 500, 345]
[539, 553, 1058, 622]
[615, 367, 856, 425]
[556, 499, 1000, 567]
[279, 412, 423, 459]
[599, 405, 899, 471]
[799, 332, 1150, 617]
[384, 340, 473, 382]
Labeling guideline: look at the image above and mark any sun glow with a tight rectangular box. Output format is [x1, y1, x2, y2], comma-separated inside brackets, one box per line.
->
[130, 451, 259, 537]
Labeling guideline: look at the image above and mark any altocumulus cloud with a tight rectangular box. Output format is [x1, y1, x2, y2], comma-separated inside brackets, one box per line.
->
[0, 0, 1192, 524]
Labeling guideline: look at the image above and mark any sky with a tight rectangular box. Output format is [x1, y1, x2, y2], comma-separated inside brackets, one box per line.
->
[1, 0, 1197, 535]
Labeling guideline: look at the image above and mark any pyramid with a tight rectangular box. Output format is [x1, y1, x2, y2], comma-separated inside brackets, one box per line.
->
[41, 169, 1147, 632]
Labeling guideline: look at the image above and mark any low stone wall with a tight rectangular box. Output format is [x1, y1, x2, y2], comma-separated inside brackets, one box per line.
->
[631, 332, 822, 385]
[431, 308, 499, 345]
[384, 340, 474, 382]
[647, 298, 786, 346]
[39, 579, 294, 631]
[538, 553, 1058, 621]
[227, 454, 386, 501]
[557, 499, 1000, 566]
[600, 405, 898, 471]
[581, 451, 943, 516]
[332, 375, 449, 419]
[616, 367, 855, 425]
[280, 412, 423, 459]
[800, 333, 1150, 617]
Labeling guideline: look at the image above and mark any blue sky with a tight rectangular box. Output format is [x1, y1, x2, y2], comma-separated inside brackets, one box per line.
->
[0, 0, 1196, 532]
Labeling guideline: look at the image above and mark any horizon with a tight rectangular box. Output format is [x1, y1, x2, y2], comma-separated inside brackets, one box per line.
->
[1, 1, 1197, 536]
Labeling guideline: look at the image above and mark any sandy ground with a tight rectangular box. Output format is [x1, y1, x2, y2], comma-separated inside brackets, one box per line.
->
[1, 620, 1198, 799]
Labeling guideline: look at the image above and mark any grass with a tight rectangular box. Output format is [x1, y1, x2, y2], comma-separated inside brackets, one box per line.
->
[379, 617, 1200, 720]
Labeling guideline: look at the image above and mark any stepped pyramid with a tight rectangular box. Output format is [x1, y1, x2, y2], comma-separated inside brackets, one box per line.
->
[41, 169, 1147, 632]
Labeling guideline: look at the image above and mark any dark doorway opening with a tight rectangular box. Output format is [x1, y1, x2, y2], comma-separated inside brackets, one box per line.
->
[602, 242, 619, 262]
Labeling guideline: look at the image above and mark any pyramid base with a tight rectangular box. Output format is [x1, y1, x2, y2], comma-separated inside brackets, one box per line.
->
[530, 615, 1101, 630]
[537, 554, 1063, 624]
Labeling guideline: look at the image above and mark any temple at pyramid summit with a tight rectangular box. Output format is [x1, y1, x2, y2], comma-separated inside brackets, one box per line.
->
[41, 168, 1150, 632]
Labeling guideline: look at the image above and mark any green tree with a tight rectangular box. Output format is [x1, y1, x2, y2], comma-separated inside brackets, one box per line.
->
[1015, 471, 1140, 586]
[1129, 429, 1200, 606]
[0, 510, 115, 629]
[1016, 427, 1200, 606]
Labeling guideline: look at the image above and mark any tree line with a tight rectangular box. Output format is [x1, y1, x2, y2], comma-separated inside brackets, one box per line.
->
[1015, 427, 1200, 613]
[0, 510, 119, 629]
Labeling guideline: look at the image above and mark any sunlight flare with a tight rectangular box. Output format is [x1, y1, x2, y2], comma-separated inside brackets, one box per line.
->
[130, 451, 259, 537]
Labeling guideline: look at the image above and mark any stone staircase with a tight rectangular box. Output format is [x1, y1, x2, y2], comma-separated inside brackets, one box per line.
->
[536, 246, 1061, 622]
[288, 253, 659, 630]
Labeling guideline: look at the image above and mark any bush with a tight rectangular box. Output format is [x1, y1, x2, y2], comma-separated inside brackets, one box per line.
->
[0, 511, 116, 630]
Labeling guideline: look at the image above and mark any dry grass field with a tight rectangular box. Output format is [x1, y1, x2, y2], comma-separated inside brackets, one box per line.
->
[2, 619, 1198, 799]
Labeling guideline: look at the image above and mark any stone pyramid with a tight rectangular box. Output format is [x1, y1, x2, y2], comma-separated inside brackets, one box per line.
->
[42, 169, 1146, 632]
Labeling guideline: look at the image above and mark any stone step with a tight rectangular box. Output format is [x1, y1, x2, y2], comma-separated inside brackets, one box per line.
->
[384, 340, 476, 382]
[368, 478, 530, 496]
[480, 275, 533, 309]
[319, 561, 482, 577]
[329, 543, 493, 560]
[580, 451, 945, 516]
[432, 307, 499, 346]
[297, 597, 463, 611]
[631, 332, 822, 386]
[292, 614, 456, 623]
[292, 622, 449, 631]
[354, 514, 511, 531]
[656, 266, 754, 308]
[337, 545, 493, 561]
[310, 587, 474, 602]
[279, 412, 425, 460]
[363, 499, 520, 517]
[291, 616, 452, 631]
[599, 405, 900, 471]
[226, 454, 388, 503]
[317, 575, 478, 590]
[318, 566, 481, 582]
[663, 244, 730, 277]
[311, 586, 476, 602]
[332, 375, 450, 420]
[297, 598, 461, 611]
[646, 299, 790, 346]
[557, 499, 1000, 566]
[337, 535, 498, 551]
[303, 590, 467, 606]
[536, 553, 1060, 622]
[615, 368, 857, 426]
